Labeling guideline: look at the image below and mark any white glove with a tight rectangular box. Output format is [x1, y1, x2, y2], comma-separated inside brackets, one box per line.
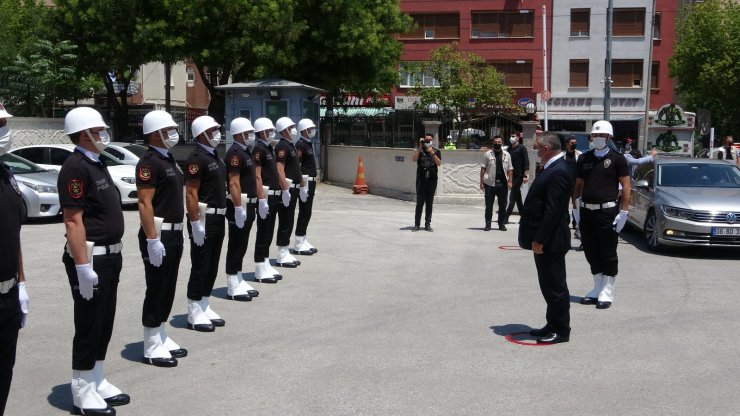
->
[146, 238, 166, 267]
[572, 208, 580, 225]
[190, 220, 206, 246]
[281, 189, 291, 207]
[299, 186, 308, 203]
[613, 210, 629, 233]
[234, 206, 247, 228]
[18, 281, 29, 328]
[75, 263, 98, 301]
[258, 199, 269, 219]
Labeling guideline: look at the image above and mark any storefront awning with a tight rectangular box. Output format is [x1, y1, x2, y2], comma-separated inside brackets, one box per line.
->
[320, 107, 393, 117]
[537, 112, 644, 121]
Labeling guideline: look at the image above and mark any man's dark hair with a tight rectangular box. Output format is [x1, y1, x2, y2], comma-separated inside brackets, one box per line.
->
[493, 135, 503, 141]
[424, 133, 433, 139]
[68, 131, 81, 145]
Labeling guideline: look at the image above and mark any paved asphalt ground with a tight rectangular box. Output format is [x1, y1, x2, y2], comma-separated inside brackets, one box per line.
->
[6, 183, 740, 416]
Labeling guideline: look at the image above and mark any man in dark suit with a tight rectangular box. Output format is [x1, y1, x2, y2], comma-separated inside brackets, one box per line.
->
[518, 133, 574, 344]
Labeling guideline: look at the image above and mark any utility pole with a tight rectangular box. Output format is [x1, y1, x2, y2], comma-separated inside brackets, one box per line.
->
[642, 0, 657, 155]
[604, 0, 614, 120]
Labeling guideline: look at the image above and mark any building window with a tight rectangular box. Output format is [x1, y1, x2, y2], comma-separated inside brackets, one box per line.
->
[613, 8, 645, 36]
[650, 61, 660, 90]
[570, 9, 590, 36]
[471, 11, 534, 38]
[569, 60, 589, 87]
[239, 109, 251, 120]
[652, 12, 662, 39]
[264, 100, 288, 123]
[399, 62, 440, 88]
[491, 61, 532, 88]
[404, 13, 459, 39]
[611, 60, 643, 87]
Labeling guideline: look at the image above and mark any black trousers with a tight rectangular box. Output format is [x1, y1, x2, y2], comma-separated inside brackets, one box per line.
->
[63, 251, 121, 370]
[484, 183, 508, 225]
[225, 200, 257, 274]
[276, 188, 299, 247]
[534, 251, 571, 336]
[186, 213, 225, 300]
[580, 206, 619, 276]
[506, 177, 524, 220]
[138, 228, 183, 328]
[295, 181, 316, 237]
[0, 285, 20, 416]
[254, 195, 279, 263]
[415, 176, 437, 227]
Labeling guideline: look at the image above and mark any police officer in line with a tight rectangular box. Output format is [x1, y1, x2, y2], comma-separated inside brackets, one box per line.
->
[58, 107, 129, 415]
[412, 133, 441, 232]
[504, 131, 530, 225]
[0, 104, 29, 416]
[223, 117, 261, 301]
[564, 136, 583, 239]
[572, 120, 630, 310]
[184, 116, 226, 332]
[252, 118, 284, 283]
[273, 117, 305, 267]
[136, 110, 187, 368]
[292, 118, 319, 255]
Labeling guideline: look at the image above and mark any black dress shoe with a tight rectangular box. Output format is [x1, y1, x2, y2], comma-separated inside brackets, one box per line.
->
[412, 226, 420, 232]
[227, 293, 252, 302]
[187, 322, 215, 332]
[484, 223, 491, 231]
[424, 226, 433, 232]
[169, 348, 188, 358]
[273, 274, 283, 280]
[255, 277, 278, 283]
[528, 325, 552, 337]
[536, 333, 570, 344]
[309, 247, 318, 254]
[596, 301, 612, 309]
[247, 289, 259, 297]
[72, 405, 115, 415]
[275, 261, 299, 268]
[103, 393, 130, 407]
[143, 356, 178, 368]
[580, 297, 597, 305]
[499, 224, 507, 231]
[210, 319, 225, 327]
[291, 248, 314, 255]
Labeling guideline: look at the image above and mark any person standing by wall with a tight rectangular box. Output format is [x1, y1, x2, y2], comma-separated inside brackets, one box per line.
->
[505, 132, 530, 224]
[480, 136, 513, 231]
[412, 133, 441, 232]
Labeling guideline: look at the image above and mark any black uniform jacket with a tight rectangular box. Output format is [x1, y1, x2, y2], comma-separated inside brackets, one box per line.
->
[518, 156, 574, 253]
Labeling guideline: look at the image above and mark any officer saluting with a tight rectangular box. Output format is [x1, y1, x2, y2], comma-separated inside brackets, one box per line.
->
[273, 117, 304, 267]
[58, 107, 128, 415]
[185, 116, 227, 332]
[223, 118, 260, 301]
[0, 104, 29, 416]
[292, 119, 319, 255]
[252, 118, 283, 283]
[136, 110, 187, 367]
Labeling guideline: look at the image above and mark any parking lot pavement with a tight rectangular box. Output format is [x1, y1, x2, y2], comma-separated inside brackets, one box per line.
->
[8, 183, 740, 415]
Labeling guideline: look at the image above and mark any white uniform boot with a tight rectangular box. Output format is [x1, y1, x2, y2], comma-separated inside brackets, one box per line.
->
[143, 327, 177, 367]
[158, 324, 187, 358]
[302, 235, 318, 254]
[200, 297, 225, 326]
[71, 369, 114, 415]
[255, 261, 278, 283]
[276, 246, 300, 267]
[92, 361, 129, 407]
[226, 274, 252, 301]
[581, 273, 604, 305]
[238, 272, 260, 297]
[597, 275, 616, 309]
[264, 260, 283, 280]
[186, 298, 215, 332]
[292, 236, 313, 255]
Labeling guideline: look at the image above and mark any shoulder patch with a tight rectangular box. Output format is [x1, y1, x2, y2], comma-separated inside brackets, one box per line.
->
[297, 149, 303, 159]
[188, 163, 199, 175]
[139, 166, 152, 181]
[603, 159, 612, 169]
[230, 155, 240, 168]
[278, 149, 286, 158]
[68, 179, 83, 199]
[254, 152, 261, 162]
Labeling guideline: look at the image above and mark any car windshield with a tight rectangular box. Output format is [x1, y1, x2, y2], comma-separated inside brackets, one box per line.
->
[0, 153, 49, 174]
[100, 151, 124, 166]
[658, 163, 740, 188]
[124, 144, 147, 157]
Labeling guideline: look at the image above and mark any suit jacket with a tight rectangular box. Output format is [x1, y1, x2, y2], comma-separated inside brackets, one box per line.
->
[518, 156, 574, 253]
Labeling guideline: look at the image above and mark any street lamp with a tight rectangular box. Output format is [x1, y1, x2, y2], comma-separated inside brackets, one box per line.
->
[426, 102, 440, 116]
[525, 102, 536, 121]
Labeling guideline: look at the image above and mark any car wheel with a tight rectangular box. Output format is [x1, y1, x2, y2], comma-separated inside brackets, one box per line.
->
[643, 210, 663, 252]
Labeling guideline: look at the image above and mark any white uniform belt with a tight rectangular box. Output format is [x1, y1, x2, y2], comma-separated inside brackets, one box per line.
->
[306, 177, 316, 181]
[161, 222, 184, 231]
[582, 201, 617, 210]
[66, 242, 123, 257]
[0, 277, 16, 294]
[243, 198, 257, 204]
[205, 207, 227, 215]
[267, 190, 281, 196]
[288, 183, 301, 188]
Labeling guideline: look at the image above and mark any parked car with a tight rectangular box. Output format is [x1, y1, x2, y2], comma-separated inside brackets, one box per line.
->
[1, 153, 61, 222]
[627, 157, 740, 251]
[107, 142, 147, 165]
[10, 144, 138, 205]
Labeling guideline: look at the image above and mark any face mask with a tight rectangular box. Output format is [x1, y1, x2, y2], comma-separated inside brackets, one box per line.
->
[207, 130, 221, 147]
[509, 137, 517, 145]
[568, 143, 576, 151]
[592, 136, 607, 150]
[288, 127, 299, 141]
[268, 131, 278, 144]
[0, 126, 11, 155]
[308, 129, 316, 139]
[89, 129, 110, 151]
[493, 143, 502, 151]
[424, 141, 432, 148]
[161, 129, 179, 149]
[246, 132, 256, 145]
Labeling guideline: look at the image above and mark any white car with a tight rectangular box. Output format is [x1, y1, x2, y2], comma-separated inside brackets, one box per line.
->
[0, 153, 61, 222]
[10, 144, 138, 205]
[107, 142, 147, 165]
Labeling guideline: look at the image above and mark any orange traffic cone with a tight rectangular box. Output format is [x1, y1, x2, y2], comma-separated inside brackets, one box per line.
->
[352, 156, 368, 194]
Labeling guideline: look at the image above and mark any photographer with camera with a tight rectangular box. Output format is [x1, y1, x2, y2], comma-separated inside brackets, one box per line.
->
[412, 134, 441, 232]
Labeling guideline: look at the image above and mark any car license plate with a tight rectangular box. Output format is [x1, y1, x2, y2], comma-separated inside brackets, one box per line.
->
[711, 227, 740, 236]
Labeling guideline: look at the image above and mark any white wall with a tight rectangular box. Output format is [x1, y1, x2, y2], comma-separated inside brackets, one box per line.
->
[138, 62, 188, 107]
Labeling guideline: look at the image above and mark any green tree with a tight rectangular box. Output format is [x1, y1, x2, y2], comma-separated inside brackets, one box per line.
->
[669, 0, 740, 139]
[408, 43, 515, 146]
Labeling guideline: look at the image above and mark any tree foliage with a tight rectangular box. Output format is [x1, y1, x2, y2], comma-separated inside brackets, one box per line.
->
[669, 0, 740, 138]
